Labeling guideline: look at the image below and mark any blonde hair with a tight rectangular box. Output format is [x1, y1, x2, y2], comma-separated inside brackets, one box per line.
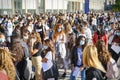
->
[83, 45, 106, 73]
[64, 22, 72, 34]
[0, 49, 16, 80]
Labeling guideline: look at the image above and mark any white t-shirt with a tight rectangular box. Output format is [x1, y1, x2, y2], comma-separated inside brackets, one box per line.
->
[6, 22, 13, 36]
[42, 51, 53, 72]
[92, 18, 97, 26]
[85, 28, 92, 39]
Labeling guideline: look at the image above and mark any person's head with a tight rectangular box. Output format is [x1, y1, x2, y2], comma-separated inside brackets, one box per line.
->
[43, 39, 56, 55]
[83, 45, 106, 72]
[30, 32, 41, 43]
[83, 21, 88, 28]
[12, 25, 21, 39]
[97, 23, 105, 37]
[0, 32, 5, 43]
[96, 40, 111, 63]
[55, 23, 63, 33]
[0, 49, 16, 80]
[21, 29, 30, 41]
[64, 22, 72, 34]
[53, 23, 65, 40]
[110, 22, 115, 29]
[79, 25, 85, 34]
[75, 35, 86, 49]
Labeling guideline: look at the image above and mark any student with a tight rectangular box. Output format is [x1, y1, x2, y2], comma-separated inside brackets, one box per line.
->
[70, 35, 87, 80]
[92, 23, 108, 46]
[83, 45, 106, 80]
[29, 32, 42, 80]
[41, 39, 58, 80]
[52, 23, 67, 78]
[96, 40, 119, 79]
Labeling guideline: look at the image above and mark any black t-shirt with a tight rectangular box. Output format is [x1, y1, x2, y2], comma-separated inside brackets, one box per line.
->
[35, 25, 45, 43]
[86, 67, 106, 80]
[32, 42, 42, 57]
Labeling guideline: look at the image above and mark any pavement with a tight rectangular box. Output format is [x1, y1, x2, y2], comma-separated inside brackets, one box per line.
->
[58, 69, 81, 80]
[57, 57, 120, 80]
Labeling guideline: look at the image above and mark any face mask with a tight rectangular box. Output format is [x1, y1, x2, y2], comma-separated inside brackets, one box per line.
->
[0, 38, 5, 43]
[57, 28, 61, 32]
[23, 35, 28, 40]
[32, 38, 36, 43]
[116, 32, 120, 36]
[80, 40, 85, 45]
[98, 28, 101, 31]
[43, 45, 48, 49]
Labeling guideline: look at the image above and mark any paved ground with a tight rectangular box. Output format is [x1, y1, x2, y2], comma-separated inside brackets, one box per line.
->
[58, 69, 81, 80]
[56, 58, 120, 80]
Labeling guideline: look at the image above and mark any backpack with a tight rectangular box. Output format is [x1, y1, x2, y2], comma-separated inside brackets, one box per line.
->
[106, 58, 119, 79]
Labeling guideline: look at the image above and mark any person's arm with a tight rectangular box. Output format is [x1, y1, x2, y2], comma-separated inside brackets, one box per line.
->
[41, 58, 48, 62]
[30, 47, 39, 55]
[41, 51, 52, 63]
[30, 40, 39, 55]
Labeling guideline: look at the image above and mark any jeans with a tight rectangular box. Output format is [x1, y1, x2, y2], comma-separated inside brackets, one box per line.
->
[81, 68, 86, 80]
[70, 68, 86, 80]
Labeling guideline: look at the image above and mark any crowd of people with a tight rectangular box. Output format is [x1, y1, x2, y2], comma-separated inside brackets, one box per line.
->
[0, 11, 120, 80]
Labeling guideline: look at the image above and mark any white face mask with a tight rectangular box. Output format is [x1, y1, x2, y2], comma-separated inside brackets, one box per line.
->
[31, 38, 36, 43]
[43, 45, 48, 49]
[80, 40, 85, 46]
[57, 28, 62, 32]
[23, 35, 28, 40]
[0, 38, 5, 43]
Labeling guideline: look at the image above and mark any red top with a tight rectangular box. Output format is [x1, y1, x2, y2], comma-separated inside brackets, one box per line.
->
[92, 32, 108, 45]
[0, 71, 9, 80]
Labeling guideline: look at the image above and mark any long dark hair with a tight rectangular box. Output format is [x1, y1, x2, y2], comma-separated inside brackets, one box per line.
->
[96, 40, 111, 65]
[43, 39, 56, 55]
[75, 35, 87, 50]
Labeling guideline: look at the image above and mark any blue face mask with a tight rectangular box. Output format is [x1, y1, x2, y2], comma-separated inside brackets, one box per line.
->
[0, 38, 5, 43]
[43, 45, 48, 49]
[116, 32, 120, 36]
[80, 40, 85, 46]
[57, 28, 61, 32]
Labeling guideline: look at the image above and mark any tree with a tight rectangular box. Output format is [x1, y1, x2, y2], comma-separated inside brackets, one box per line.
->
[112, 0, 120, 12]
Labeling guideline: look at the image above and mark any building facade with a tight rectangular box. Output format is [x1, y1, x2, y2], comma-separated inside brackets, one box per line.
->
[0, 0, 114, 16]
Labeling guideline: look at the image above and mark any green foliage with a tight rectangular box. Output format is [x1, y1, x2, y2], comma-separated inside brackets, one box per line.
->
[112, 0, 120, 12]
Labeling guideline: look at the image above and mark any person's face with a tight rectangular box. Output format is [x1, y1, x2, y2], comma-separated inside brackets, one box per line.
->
[23, 32, 29, 40]
[43, 42, 48, 49]
[110, 24, 115, 29]
[30, 35, 37, 42]
[79, 37, 85, 46]
[0, 34, 5, 43]
[81, 37, 85, 42]
[57, 26, 62, 32]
